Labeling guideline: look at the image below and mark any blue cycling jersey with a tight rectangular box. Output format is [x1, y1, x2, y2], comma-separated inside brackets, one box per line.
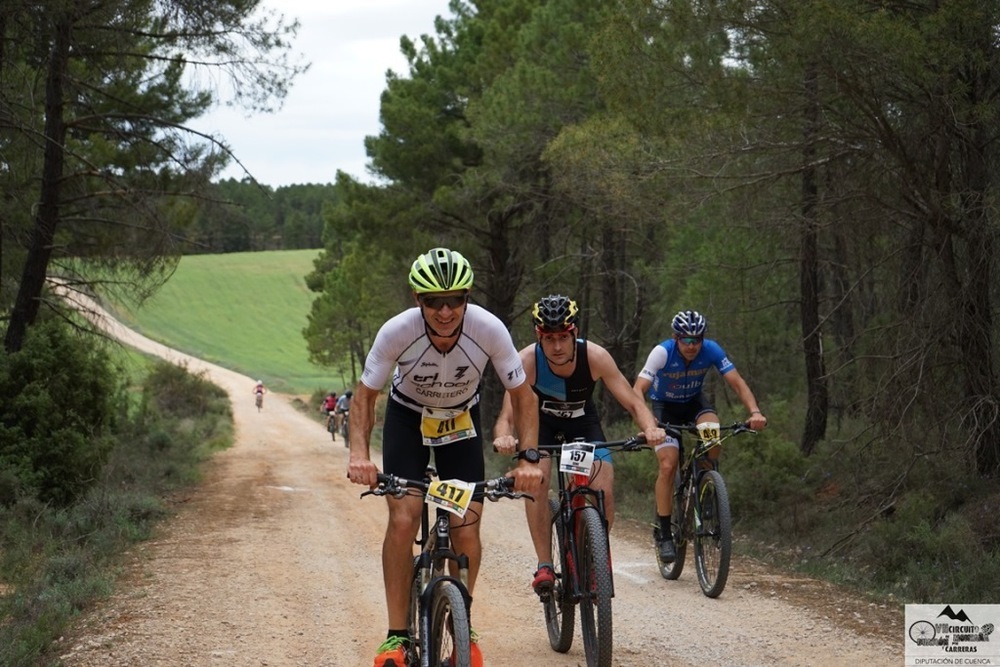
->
[637, 338, 735, 403]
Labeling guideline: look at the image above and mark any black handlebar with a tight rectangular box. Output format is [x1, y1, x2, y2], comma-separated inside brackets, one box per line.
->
[530, 434, 648, 455]
[361, 472, 520, 502]
[658, 421, 756, 439]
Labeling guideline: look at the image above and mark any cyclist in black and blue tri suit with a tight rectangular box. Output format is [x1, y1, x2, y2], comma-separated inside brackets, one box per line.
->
[493, 295, 665, 597]
[633, 310, 767, 564]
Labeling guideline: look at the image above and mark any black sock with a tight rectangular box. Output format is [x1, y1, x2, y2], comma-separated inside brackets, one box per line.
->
[658, 514, 671, 536]
[387, 629, 409, 641]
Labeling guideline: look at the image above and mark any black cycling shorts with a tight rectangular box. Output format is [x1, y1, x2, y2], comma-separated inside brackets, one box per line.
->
[382, 398, 485, 487]
[652, 394, 716, 425]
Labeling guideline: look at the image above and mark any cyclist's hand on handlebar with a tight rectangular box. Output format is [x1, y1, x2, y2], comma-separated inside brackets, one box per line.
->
[493, 433, 518, 455]
[346, 457, 380, 487]
[747, 411, 767, 431]
[643, 425, 667, 447]
[506, 464, 544, 495]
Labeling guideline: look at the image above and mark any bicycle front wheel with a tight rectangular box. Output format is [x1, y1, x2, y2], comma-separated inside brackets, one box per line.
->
[429, 580, 471, 667]
[544, 498, 575, 653]
[694, 469, 732, 598]
[577, 505, 613, 667]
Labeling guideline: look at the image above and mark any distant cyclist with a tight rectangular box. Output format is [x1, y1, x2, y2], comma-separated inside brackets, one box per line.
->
[334, 390, 352, 435]
[252, 380, 267, 410]
[321, 392, 338, 431]
[633, 309, 767, 564]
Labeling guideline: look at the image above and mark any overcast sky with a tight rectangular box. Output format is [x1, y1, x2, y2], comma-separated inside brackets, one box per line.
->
[192, 0, 452, 188]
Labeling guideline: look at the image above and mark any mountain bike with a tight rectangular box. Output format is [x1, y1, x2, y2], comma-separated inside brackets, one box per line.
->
[654, 421, 755, 598]
[326, 412, 337, 441]
[362, 469, 522, 667]
[534, 435, 647, 667]
[339, 409, 349, 445]
[254, 392, 263, 412]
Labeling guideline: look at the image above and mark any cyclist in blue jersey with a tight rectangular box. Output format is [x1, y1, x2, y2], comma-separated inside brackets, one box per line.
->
[633, 310, 767, 563]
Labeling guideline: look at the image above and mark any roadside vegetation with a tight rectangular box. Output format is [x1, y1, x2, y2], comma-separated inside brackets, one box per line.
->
[0, 316, 233, 667]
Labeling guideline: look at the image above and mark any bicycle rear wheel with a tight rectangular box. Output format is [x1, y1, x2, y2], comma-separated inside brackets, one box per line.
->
[694, 470, 732, 598]
[544, 498, 575, 653]
[429, 580, 471, 667]
[657, 470, 687, 580]
[577, 505, 613, 667]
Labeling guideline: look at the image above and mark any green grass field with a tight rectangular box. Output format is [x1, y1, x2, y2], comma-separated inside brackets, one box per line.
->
[109, 250, 351, 395]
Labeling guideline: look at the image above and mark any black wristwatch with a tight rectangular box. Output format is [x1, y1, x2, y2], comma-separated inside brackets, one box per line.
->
[516, 448, 541, 464]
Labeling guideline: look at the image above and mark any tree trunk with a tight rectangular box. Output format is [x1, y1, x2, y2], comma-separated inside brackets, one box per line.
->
[799, 63, 828, 456]
[959, 125, 999, 477]
[4, 17, 71, 353]
[480, 207, 524, 429]
[598, 224, 630, 424]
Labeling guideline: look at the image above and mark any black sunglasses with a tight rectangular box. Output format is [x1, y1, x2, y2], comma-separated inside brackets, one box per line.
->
[420, 294, 468, 310]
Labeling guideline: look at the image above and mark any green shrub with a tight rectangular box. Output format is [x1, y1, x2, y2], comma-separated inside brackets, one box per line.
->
[856, 490, 1000, 602]
[725, 427, 811, 533]
[0, 352, 234, 667]
[0, 318, 125, 506]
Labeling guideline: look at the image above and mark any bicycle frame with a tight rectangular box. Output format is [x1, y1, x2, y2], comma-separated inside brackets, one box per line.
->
[362, 470, 518, 667]
[656, 421, 754, 597]
[535, 435, 647, 667]
[669, 421, 748, 522]
[555, 462, 609, 600]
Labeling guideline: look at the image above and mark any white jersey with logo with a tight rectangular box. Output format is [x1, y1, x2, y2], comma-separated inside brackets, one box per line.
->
[361, 304, 527, 412]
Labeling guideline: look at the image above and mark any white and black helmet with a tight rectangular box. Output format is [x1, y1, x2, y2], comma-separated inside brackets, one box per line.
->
[671, 310, 707, 337]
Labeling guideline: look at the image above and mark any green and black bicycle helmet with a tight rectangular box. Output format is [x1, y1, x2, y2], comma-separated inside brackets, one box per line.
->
[671, 310, 707, 337]
[408, 247, 474, 293]
[532, 295, 580, 332]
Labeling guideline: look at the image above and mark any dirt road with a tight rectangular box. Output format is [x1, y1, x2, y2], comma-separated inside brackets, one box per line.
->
[54, 296, 904, 666]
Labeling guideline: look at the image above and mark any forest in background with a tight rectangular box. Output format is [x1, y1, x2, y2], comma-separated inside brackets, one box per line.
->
[1, 0, 998, 605]
[299, 0, 1000, 602]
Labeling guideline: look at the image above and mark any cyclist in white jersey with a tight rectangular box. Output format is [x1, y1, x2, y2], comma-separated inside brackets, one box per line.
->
[347, 247, 543, 667]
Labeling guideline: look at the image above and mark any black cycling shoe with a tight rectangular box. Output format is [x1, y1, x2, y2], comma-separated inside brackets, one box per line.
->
[656, 537, 676, 563]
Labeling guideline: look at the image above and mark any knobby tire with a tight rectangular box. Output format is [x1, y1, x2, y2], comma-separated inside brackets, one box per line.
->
[544, 498, 575, 653]
[658, 469, 688, 580]
[429, 580, 471, 667]
[408, 560, 421, 650]
[694, 469, 732, 598]
[577, 505, 613, 667]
